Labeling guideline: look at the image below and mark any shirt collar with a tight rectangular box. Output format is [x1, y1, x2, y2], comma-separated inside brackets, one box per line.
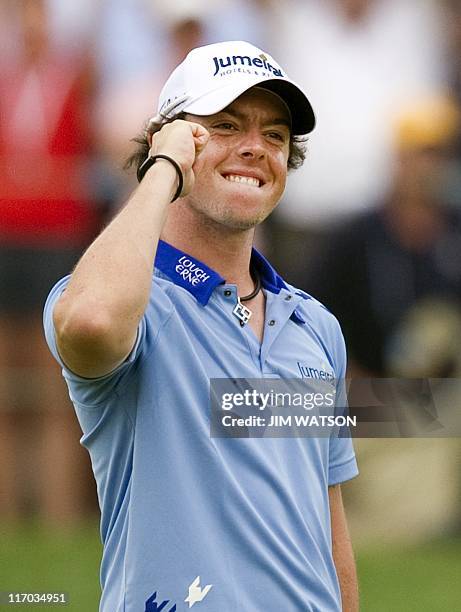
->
[249, 249, 309, 324]
[154, 240, 305, 322]
[250, 248, 288, 294]
[154, 240, 225, 306]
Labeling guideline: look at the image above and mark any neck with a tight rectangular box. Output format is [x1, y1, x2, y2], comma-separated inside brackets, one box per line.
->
[161, 200, 256, 292]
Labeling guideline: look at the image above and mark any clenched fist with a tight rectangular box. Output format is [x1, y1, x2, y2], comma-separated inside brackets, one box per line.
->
[148, 120, 209, 198]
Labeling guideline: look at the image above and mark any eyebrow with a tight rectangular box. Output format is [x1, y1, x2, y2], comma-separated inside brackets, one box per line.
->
[214, 107, 291, 130]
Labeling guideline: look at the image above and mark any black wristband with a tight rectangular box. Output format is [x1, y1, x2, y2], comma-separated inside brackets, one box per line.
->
[137, 154, 184, 202]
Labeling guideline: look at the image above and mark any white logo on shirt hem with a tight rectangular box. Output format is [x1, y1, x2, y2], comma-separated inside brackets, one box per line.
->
[184, 576, 212, 608]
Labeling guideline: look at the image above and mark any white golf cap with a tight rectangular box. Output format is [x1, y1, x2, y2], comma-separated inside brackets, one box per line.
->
[152, 40, 316, 136]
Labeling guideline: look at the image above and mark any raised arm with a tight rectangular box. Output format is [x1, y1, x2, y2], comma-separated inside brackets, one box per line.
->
[52, 120, 209, 378]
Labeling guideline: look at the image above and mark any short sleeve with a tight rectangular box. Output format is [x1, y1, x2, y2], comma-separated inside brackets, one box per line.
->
[328, 315, 359, 485]
[328, 436, 358, 485]
[42, 275, 171, 407]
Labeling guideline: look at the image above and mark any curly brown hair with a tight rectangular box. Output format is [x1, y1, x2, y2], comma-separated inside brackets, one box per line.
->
[124, 114, 308, 175]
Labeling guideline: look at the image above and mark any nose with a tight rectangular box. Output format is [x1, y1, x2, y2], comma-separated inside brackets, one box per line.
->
[236, 129, 266, 160]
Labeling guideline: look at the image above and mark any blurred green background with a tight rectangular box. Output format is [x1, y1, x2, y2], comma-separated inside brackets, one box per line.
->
[2, 521, 461, 611]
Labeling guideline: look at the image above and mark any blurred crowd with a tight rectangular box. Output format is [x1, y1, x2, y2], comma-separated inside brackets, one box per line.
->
[1, 0, 461, 527]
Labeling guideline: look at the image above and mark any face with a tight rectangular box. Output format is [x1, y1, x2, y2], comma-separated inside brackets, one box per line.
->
[183, 87, 291, 230]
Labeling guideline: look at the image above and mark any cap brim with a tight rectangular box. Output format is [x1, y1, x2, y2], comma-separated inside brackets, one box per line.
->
[183, 76, 315, 135]
[260, 80, 316, 135]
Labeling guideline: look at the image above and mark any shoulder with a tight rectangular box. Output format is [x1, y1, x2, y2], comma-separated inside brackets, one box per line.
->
[287, 283, 342, 329]
[43, 271, 177, 373]
[285, 283, 347, 372]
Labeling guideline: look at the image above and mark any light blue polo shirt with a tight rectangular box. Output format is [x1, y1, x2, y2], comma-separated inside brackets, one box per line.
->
[43, 240, 358, 612]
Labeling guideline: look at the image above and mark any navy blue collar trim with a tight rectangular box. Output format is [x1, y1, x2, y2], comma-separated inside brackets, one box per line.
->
[251, 249, 306, 324]
[154, 240, 225, 306]
[250, 248, 288, 294]
[154, 240, 302, 317]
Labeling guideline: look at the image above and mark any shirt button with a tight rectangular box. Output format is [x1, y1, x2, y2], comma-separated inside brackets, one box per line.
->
[224, 290, 232, 297]
[285, 295, 292, 301]
[268, 320, 276, 326]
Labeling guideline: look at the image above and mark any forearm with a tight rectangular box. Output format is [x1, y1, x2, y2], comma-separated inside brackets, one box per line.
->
[53, 119, 208, 377]
[329, 485, 359, 612]
[53, 161, 177, 376]
[334, 537, 359, 612]
[58, 162, 175, 319]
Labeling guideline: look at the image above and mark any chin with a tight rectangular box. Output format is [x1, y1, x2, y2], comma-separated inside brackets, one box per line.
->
[215, 205, 271, 230]
[197, 209, 262, 231]
[224, 218, 262, 230]
[188, 194, 275, 230]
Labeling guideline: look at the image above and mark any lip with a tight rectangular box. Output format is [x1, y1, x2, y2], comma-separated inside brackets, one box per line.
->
[220, 169, 267, 187]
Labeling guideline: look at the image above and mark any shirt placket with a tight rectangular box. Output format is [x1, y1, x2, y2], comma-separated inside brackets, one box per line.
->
[260, 291, 305, 375]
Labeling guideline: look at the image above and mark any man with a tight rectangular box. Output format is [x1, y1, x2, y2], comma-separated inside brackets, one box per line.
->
[44, 41, 359, 611]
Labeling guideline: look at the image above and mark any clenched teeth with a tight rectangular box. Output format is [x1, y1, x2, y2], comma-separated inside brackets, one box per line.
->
[224, 174, 261, 188]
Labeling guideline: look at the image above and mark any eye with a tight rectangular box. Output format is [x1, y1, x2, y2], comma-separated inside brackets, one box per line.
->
[212, 122, 237, 131]
[266, 131, 287, 142]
